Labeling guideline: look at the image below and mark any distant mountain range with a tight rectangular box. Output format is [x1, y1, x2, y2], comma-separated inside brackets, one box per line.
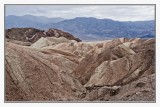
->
[6, 15, 64, 28]
[6, 15, 155, 41]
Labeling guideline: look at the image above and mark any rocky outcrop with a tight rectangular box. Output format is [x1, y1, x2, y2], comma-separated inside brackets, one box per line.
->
[6, 39, 32, 46]
[83, 74, 155, 101]
[46, 29, 81, 42]
[85, 48, 154, 88]
[5, 42, 85, 101]
[5, 28, 81, 43]
[5, 28, 42, 42]
[72, 38, 135, 85]
[5, 37, 155, 101]
[43, 41, 103, 57]
[31, 37, 77, 49]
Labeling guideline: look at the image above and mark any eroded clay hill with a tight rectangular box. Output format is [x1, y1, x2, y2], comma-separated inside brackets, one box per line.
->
[6, 28, 81, 44]
[5, 36, 155, 101]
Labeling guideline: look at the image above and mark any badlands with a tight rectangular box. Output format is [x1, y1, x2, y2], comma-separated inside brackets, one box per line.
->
[5, 28, 155, 101]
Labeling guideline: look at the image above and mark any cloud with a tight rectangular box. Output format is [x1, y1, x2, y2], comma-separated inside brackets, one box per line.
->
[5, 5, 155, 21]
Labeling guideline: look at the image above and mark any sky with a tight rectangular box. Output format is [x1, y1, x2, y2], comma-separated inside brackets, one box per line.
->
[5, 5, 155, 21]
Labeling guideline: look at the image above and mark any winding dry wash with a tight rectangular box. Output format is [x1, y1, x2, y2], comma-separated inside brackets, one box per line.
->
[5, 28, 155, 101]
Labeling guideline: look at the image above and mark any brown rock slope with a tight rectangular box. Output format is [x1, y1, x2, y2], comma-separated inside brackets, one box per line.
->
[5, 37, 155, 101]
[6, 39, 32, 46]
[5, 28, 81, 44]
[72, 39, 136, 85]
[5, 42, 85, 101]
[31, 37, 77, 49]
[42, 41, 104, 57]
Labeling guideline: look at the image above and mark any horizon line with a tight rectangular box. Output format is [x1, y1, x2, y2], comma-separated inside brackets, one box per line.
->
[6, 14, 155, 22]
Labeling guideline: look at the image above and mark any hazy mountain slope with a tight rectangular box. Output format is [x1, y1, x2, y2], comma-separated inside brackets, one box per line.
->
[49, 17, 154, 40]
[6, 15, 64, 28]
[6, 16, 155, 41]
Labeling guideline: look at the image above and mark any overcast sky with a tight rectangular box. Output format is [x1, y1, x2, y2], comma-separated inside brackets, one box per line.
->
[5, 5, 155, 21]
